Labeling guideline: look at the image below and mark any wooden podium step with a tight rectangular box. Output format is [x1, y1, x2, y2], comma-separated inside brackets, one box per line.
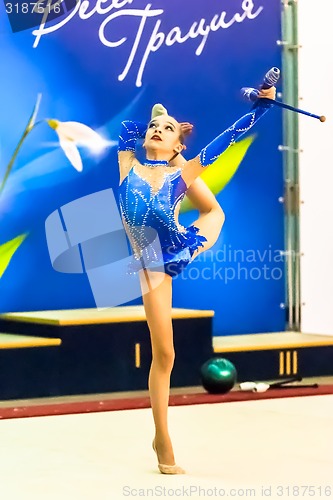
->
[1, 308, 332, 401]
[0, 333, 61, 349]
[0, 306, 214, 325]
[0, 333, 61, 401]
[213, 332, 333, 380]
[213, 332, 333, 352]
[0, 307, 214, 400]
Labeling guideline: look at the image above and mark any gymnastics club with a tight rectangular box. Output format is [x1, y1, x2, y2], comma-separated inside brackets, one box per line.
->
[241, 87, 326, 122]
[260, 66, 281, 90]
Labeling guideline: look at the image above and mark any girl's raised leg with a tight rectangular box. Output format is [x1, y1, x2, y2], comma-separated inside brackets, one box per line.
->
[185, 177, 225, 259]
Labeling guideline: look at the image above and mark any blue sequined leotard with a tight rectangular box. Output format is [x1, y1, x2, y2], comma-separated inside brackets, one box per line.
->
[118, 102, 271, 277]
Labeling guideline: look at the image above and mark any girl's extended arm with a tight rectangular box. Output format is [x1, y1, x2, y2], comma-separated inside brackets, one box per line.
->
[182, 100, 272, 187]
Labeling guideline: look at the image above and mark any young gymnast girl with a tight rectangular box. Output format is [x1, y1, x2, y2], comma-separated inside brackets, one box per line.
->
[117, 85, 276, 474]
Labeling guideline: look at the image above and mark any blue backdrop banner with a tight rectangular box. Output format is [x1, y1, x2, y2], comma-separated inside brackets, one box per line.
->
[0, 0, 285, 335]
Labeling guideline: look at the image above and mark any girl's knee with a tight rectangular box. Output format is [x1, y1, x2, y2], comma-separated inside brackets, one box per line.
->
[153, 347, 175, 372]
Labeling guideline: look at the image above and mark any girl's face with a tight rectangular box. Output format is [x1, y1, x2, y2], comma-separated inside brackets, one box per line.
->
[143, 115, 183, 158]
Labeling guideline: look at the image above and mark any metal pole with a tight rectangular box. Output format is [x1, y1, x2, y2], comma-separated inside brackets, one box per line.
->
[280, 0, 300, 331]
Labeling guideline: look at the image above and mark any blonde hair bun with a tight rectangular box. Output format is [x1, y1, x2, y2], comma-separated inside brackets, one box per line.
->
[151, 103, 168, 119]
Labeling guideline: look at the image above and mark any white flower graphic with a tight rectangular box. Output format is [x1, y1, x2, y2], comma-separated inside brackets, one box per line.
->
[48, 119, 107, 172]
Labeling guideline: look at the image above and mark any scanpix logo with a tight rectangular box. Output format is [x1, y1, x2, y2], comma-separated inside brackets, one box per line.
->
[3, 0, 77, 33]
[45, 189, 165, 308]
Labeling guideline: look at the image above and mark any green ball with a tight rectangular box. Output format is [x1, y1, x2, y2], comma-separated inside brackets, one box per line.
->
[200, 357, 237, 394]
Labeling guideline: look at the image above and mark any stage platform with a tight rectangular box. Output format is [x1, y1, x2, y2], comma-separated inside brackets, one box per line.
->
[214, 331, 333, 351]
[0, 306, 214, 325]
[214, 331, 333, 379]
[0, 331, 62, 401]
[0, 333, 61, 349]
[0, 307, 332, 400]
[0, 306, 213, 400]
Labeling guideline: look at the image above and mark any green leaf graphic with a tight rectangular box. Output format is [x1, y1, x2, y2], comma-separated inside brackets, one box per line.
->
[0, 94, 42, 195]
[0, 234, 28, 278]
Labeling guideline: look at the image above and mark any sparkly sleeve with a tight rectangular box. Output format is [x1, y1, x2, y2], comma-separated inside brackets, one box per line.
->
[199, 101, 272, 167]
[118, 120, 147, 153]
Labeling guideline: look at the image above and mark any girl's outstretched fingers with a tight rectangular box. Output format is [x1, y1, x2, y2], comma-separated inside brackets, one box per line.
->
[258, 86, 276, 100]
[180, 122, 194, 137]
